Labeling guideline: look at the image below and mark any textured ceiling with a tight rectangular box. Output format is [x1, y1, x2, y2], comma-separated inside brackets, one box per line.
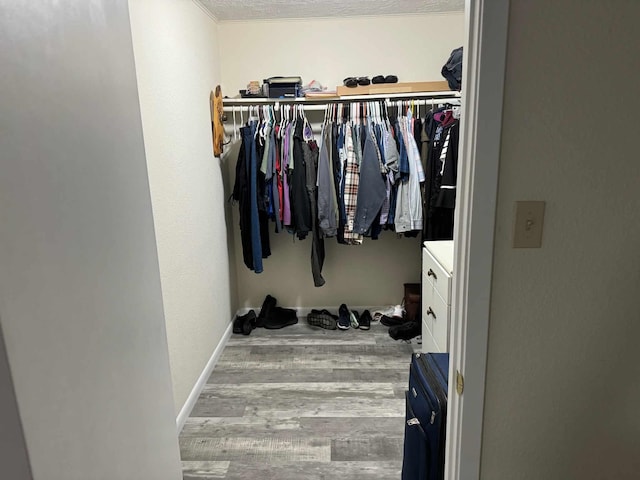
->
[197, 0, 464, 21]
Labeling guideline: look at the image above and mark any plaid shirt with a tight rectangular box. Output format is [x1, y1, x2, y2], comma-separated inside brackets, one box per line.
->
[342, 123, 363, 245]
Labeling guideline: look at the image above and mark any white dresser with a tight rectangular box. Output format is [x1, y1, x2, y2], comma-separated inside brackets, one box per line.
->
[421, 241, 454, 353]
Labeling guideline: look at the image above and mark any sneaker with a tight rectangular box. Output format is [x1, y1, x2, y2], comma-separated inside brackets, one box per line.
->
[233, 310, 256, 335]
[350, 310, 360, 329]
[373, 305, 404, 322]
[381, 314, 408, 327]
[257, 294, 277, 327]
[307, 309, 338, 330]
[389, 321, 421, 341]
[338, 304, 351, 330]
[359, 310, 372, 330]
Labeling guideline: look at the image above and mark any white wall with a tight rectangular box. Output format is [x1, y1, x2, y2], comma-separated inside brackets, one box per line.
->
[225, 137, 422, 307]
[481, 1, 640, 479]
[128, 0, 234, 416]
[219, 13, 464, 95]
[220, 13, 464, 308]
[0, 1, 182, 479]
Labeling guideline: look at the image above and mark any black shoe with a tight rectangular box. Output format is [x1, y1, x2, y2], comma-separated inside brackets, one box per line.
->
[257, 294, 277, 328]
[343, 77, 370, 88]
[380, 314, 408, 327]
[389, 321, 421, 341]
[359, 310, 372, 330]
[233, 310, 256, 335]
[264, 307, 298, 329]
[307, 309, 338, 330]
[338, 304, 351, 330]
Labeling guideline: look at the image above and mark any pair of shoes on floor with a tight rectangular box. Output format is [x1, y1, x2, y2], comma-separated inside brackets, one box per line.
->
[337, 305, 372, 330]
[389, 321, 421, 341]
[338, 304, 356, 329]
[307, 309, 338, 330]
[257, 294, 298, 329]
[233, 310, 256, 335]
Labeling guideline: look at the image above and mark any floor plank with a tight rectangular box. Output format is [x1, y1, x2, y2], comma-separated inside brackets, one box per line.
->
[331, 436, 405, 462]
[199, 382, 400, 399]
[181, 416, 405, 439]
[223, 460, 401, 480]
[189, 397, 247, 418]
[208, 368, 409, 384]
[181, 461, 229, 479]
[180, 436, 331, 462]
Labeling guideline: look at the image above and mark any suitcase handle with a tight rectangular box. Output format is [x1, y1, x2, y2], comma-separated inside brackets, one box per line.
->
[427, 268, 438, 280]
[427, 307, 436, 319]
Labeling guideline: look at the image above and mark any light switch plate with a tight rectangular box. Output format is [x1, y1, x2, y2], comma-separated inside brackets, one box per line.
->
[513, 201, 545, 248]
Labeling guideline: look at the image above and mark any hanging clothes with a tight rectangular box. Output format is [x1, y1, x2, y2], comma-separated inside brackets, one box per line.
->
[230, 96, 460, 285]
[316, 123, 338, 238]
[394, 108, 425, 233]
[290, 120, 312, 240]
[234, 122, 266, 273]
[232, 127, 253, 270]
[353, 124, 387, 235]
[342, 122, 363, 245]
[423, 106, 460, 240]
[303, 139, 325, 287]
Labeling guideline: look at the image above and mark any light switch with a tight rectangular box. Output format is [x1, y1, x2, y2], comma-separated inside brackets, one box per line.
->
[513, 201, 545, 248]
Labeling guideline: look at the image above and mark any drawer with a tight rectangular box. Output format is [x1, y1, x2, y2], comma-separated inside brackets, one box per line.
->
[421, 323, 440, 353]
[421, 280, 437, 333]
[422, 247, 452, 305]
[424, 289, 450, 353]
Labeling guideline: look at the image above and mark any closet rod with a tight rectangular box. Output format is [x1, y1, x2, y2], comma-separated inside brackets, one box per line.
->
[222, 98, 460, 113]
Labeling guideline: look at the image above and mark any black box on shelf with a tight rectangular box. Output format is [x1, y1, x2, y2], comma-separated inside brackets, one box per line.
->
[264, 76, 302, 98]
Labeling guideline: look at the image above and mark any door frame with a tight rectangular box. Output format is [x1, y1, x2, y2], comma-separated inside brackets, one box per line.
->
[445, 0, 510, 478]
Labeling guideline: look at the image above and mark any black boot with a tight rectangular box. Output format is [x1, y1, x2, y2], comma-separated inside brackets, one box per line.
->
[389, 321, 421, 341]
[257, 294, 277, 328]
[233, 310, 257, 335]
[263, 307, 298, 329]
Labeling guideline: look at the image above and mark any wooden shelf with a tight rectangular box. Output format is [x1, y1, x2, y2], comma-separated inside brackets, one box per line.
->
[336, 81, 451, 97]
[223, 88, 460, 106]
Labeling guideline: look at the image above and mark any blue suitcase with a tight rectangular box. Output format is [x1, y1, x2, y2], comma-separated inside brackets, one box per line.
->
[401, 352, 449, 480]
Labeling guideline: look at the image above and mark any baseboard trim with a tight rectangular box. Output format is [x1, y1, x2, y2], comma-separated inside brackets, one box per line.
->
[175, 319, 234, 432]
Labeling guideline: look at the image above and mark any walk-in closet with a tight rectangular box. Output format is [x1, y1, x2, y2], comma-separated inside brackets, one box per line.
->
[165, 1, 466, 478]
[6, 0, 639, 479]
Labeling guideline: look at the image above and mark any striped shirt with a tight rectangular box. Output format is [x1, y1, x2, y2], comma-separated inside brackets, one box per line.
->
[342, 123, 363, 245]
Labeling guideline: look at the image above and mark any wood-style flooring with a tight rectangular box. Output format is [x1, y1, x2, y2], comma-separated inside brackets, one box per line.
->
[179, 317, 419, 480]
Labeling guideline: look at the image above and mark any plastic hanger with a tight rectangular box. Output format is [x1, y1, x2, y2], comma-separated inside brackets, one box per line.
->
[231, 106, 236, 142]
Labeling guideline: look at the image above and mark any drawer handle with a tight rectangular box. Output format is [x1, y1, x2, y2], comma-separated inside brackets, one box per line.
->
[427, 269, 438, 280]
[427, 307, 436, 319]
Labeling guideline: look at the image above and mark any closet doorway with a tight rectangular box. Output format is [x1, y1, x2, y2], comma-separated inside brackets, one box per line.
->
[445, 0, 509, 478]
[186, 0, 508, 478]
